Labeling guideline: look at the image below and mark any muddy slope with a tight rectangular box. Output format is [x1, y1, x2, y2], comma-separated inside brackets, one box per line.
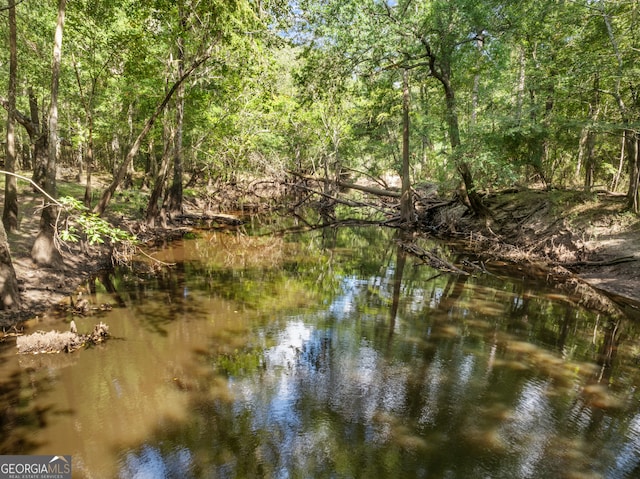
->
[425, 189, 640, 307]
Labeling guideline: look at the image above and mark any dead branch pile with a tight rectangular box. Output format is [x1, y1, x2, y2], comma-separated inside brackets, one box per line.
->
[16, 322, 110, 354]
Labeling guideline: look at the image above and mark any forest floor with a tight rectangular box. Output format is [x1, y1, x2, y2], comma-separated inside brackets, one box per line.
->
[2, 177, 640, 330]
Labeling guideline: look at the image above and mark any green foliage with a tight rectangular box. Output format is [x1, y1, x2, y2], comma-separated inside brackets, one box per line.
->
[57, 196, 136, 246]
[3, 0, 640, 214]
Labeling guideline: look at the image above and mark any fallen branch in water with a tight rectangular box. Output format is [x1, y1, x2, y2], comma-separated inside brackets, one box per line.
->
[399, 241, 469, 275]
[288, 171, 402, 198]
[292, 183, 394, 215]
[16, 322, 110, 354]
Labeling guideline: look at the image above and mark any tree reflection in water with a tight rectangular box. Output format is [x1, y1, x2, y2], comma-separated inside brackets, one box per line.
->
[115, 227, 640, 478]
[2, 226, 639, 478]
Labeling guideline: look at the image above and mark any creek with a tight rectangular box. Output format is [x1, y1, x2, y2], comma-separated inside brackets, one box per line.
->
[1, 224, 640, 478]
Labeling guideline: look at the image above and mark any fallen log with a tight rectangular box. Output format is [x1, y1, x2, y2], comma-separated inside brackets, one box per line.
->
[288, 171, 402, 198]
[177, 212, 243, 226]
[292, 183, 394, 215]
[16, 322, 110, 354]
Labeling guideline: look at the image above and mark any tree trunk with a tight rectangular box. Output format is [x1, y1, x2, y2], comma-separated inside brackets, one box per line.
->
[83, 122, 94, 207]
[470, 34, 484, 127]
[580, 128, 597, 192]
[400, 69, 414, 223]
[0, 221, 20, 309]
[168, 1, 186, 216]
[422, 34, 489, 218]
[0, 87, 47, 188]
[578, 75, 600, 192]
[515, 45, 526, 123]
[443, 75, 488, 217]
[32, 0, 66, 268]
[72, 53, 96, 208]
[611, 131, 626, 192]
[626, 130, 640, 212]
[3, 0, 18, 233]
[146, 110, 174, 226]
[123, 103, 135, 189]
[29, 87, 48, 189]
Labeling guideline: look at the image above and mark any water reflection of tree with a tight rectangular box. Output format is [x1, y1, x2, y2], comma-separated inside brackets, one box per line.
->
[389, 237, 407, 336]
[105, 226, 640, 478]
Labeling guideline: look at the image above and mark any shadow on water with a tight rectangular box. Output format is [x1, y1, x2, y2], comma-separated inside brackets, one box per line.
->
[104, 226, 640, 479]
[0, 339, 72, 454]
[4, 224, 640, 478]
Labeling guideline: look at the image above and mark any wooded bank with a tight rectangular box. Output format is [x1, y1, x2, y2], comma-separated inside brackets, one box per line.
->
[0, 0, 638, 312]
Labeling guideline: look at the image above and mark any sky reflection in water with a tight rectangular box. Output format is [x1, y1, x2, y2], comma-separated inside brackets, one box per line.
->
[2, 227, 640, 478]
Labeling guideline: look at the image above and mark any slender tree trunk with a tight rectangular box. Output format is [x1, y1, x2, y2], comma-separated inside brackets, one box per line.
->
[32, 0, 66, 268]
[470, 35, 484, 127]
[423, 36, 489, 218]
[123, 103, 135, 189]
[72, 54, 96, 208]
[611, 131, 626, 192]
[83, 123, 94, 207]
[146, 110, 175, 226]
[167, 91, 184, 216]
[29, 88, 48, 188]
[626, 131, 640, 212]
[3, 0, 18, 233]
[400, 69, 414, 223]
[579, 128, 597, 191]
[578, 75, 600, 192]
[443, 77, 488, 217]
[515, 45, 526, 123]
[168, 2, 186, 216]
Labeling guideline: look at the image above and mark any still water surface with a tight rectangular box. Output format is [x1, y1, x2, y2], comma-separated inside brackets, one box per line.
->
[2, 226, 640, 478]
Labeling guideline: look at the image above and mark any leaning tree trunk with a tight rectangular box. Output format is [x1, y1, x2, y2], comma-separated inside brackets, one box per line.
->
[3, 0, 18, 233]
[32, 0, 66, 268]
[94, 52, 210, 217]
[443, 80, 488, 217]
[0, 221, 20, 309]
[425, 40, 489, 218]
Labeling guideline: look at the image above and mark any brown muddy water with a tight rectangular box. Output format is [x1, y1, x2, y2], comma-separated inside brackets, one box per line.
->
[2, 226, 640, 478]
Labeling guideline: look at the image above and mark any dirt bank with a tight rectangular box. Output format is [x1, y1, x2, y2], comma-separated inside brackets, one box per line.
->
[426, 188, 640, 312]
[0, 199, 118, 329]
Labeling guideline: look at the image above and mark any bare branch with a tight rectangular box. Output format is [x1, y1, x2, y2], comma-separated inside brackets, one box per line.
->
[0, 170, 63, 207]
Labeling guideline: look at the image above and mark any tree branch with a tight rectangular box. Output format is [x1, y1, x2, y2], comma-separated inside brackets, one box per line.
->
[0, 170, 63, 207]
